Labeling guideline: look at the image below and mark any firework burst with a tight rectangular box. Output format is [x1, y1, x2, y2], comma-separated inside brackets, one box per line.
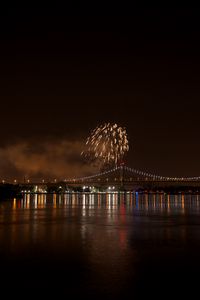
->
[81, 123, 129, 167]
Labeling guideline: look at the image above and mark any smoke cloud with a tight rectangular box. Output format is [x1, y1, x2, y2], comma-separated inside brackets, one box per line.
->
[0, 139, 98, 181]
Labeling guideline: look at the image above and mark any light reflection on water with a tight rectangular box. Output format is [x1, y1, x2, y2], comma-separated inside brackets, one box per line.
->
[1, 192, 200, 255]
[9, 192, 200, 214]
[0, 192, 200, 297]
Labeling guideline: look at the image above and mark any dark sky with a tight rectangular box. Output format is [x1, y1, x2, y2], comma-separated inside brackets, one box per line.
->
[1, 9, 200, 178]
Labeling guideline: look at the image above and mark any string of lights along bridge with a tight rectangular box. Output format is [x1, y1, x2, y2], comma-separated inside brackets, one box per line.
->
[2, 165, 200, 184]
[68, 165, 200, 183]
[2, 164, 200, 185]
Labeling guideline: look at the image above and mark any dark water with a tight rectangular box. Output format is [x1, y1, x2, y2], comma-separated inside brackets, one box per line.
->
[0, 192, 200, 298]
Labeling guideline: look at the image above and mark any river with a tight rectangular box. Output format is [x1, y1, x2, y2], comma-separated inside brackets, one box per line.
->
[0, 192, 199, 298]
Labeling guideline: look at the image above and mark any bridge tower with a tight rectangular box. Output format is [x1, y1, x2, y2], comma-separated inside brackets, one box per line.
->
[119, 163, 125, 190]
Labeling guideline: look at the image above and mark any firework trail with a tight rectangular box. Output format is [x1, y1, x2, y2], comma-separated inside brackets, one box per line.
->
[81, 123, 129, 167]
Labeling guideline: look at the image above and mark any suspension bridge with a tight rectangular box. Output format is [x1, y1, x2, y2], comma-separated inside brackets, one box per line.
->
[3, 165, 200, 191]
[64, 165, 200, 189]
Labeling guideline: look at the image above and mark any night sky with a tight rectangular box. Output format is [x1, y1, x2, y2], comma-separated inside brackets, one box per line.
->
[1, 9, 200, 179]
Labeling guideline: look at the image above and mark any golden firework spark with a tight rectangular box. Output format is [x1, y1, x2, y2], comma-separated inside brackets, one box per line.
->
[82, 123, 129, 166]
